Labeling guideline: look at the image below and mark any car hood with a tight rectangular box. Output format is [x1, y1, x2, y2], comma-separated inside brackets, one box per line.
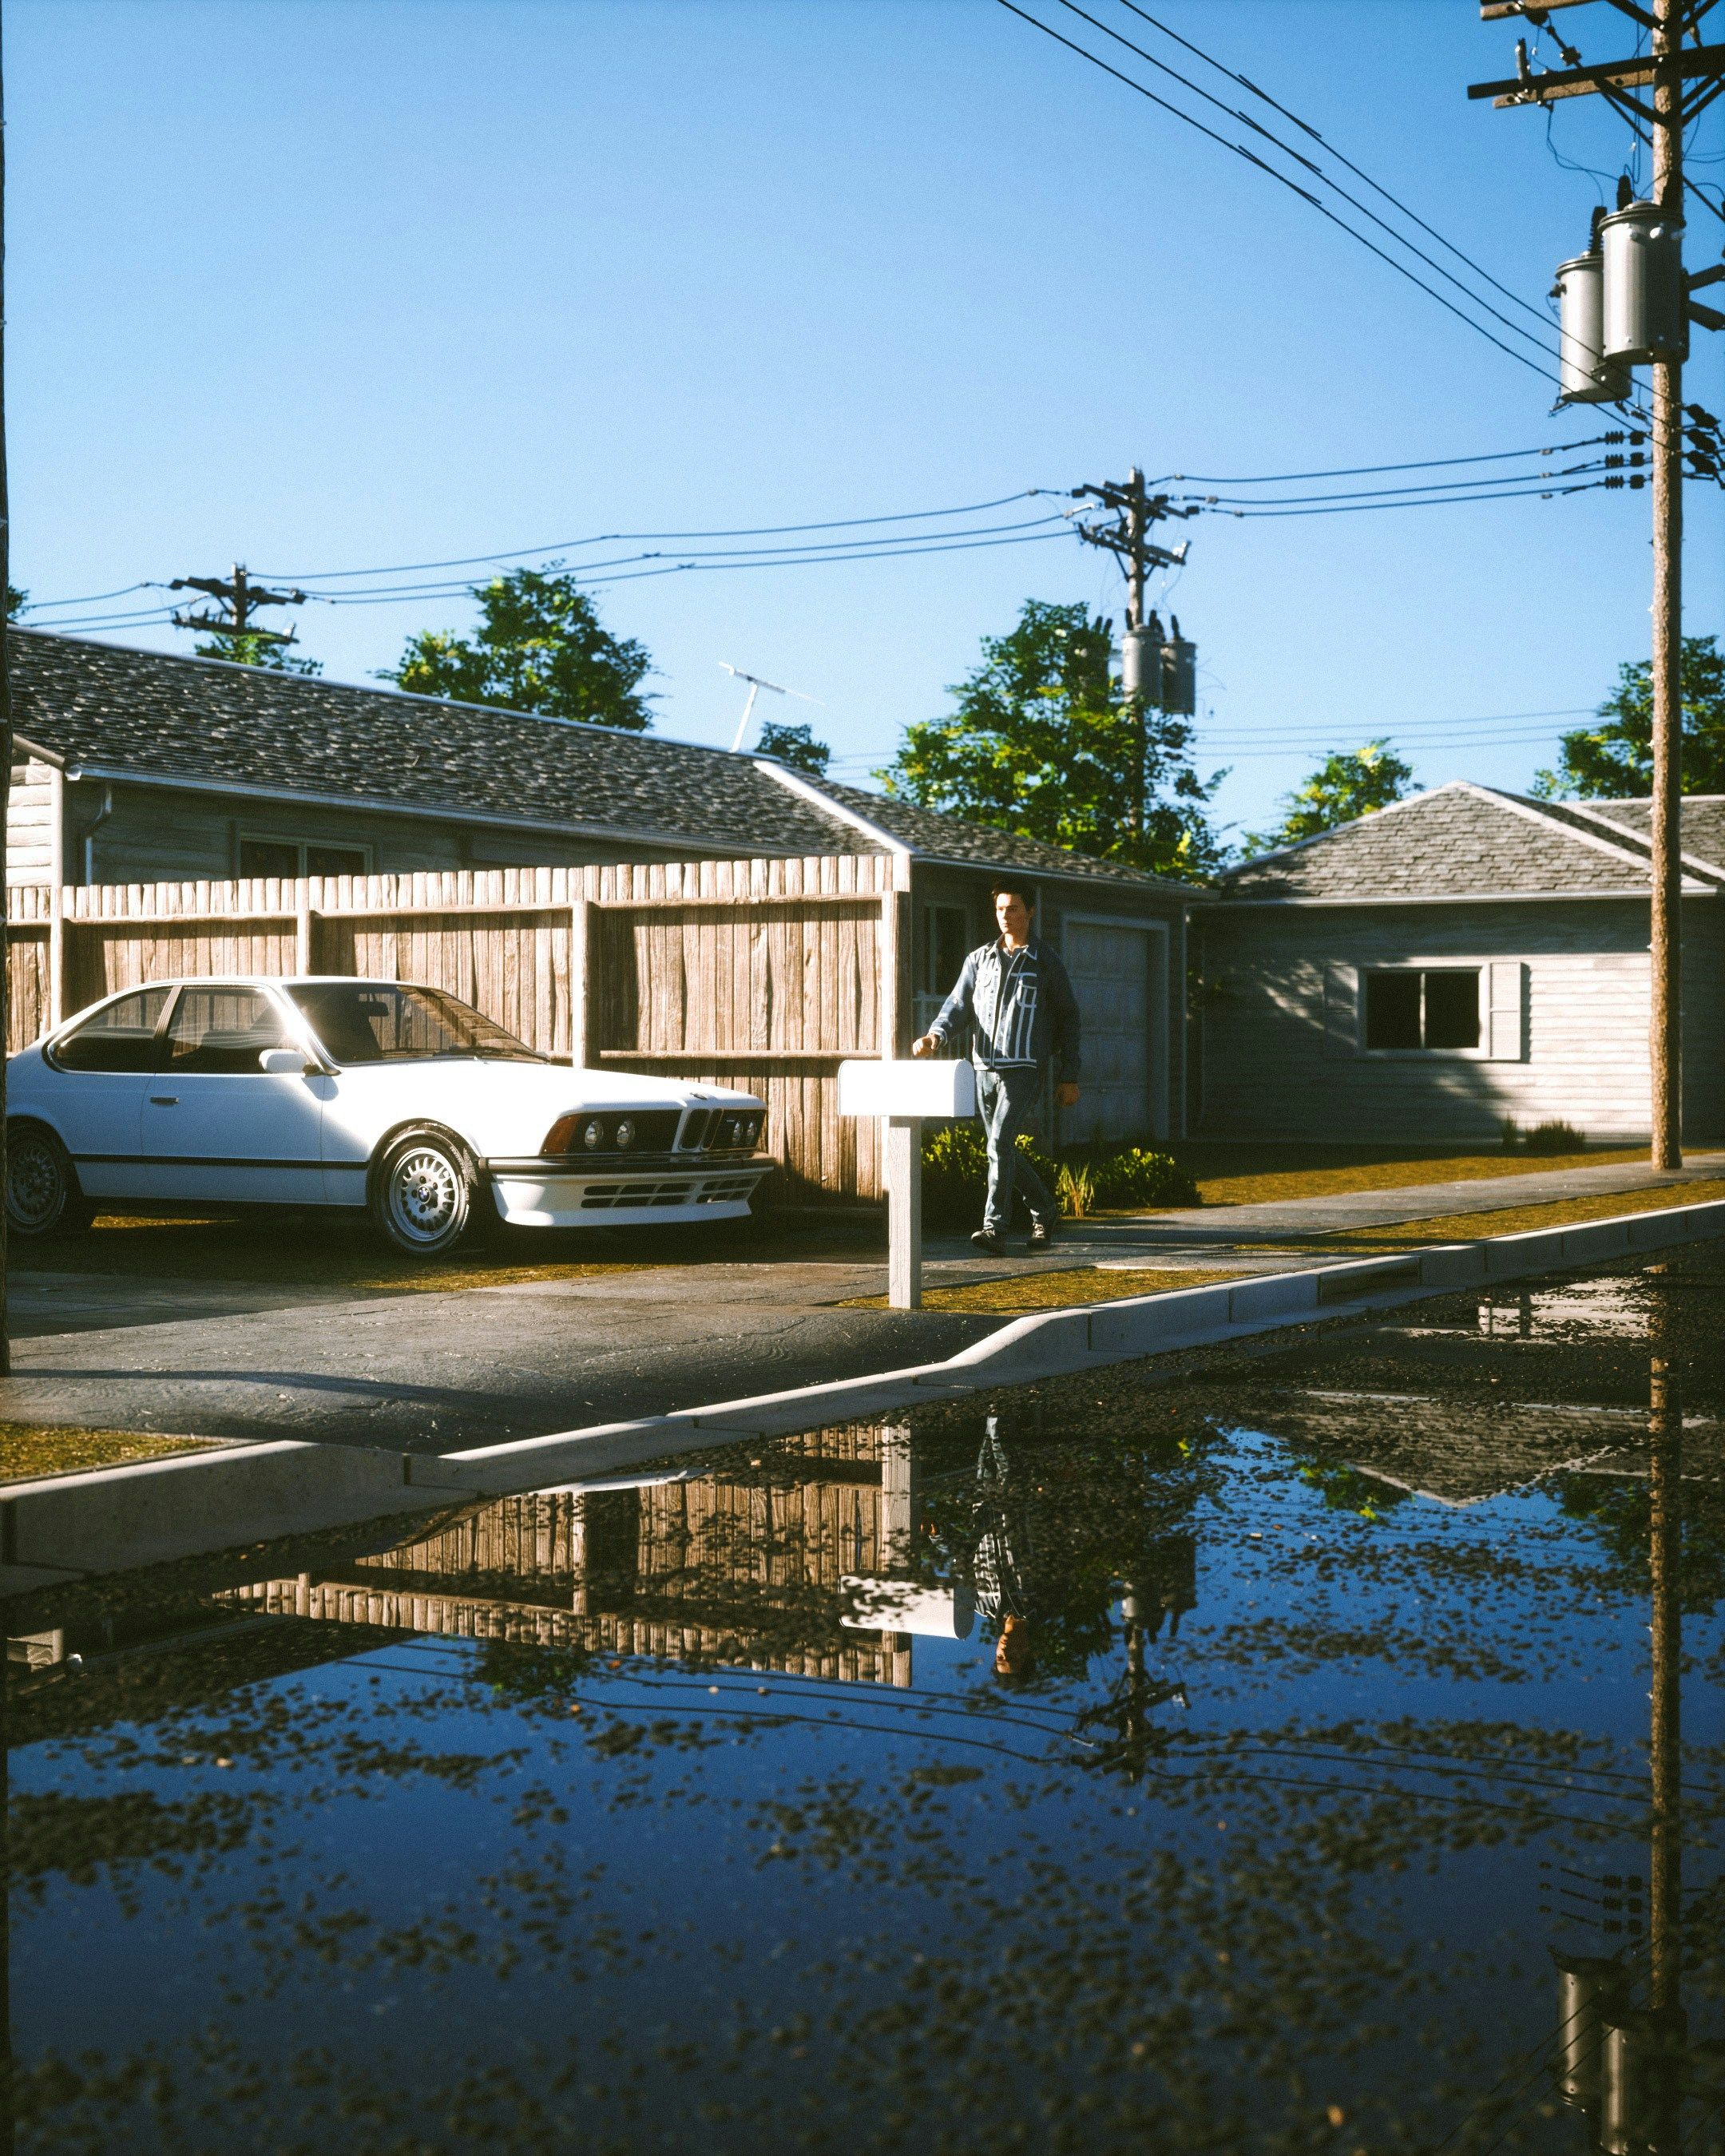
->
[335, 1060, 762, 1114]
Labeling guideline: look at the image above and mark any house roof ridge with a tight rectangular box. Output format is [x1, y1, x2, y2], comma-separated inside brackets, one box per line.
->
[1525, 790, 1725, 885]
[1220, 779, 1474, 878]
[9, 624, 781, 765]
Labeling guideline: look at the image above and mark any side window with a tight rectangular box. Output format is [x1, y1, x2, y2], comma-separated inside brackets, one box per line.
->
[1363, 969, 1481, 1052]
[164, 988, 290, 1075]
[53, 987, 172, 1073]
[239, 837, 371, 879]
[922, 905, 970, 995]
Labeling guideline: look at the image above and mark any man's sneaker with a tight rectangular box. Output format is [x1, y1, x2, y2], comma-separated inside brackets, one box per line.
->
[971, 1229, 1005, 1255]
[1028, 1219, 1057, 1250]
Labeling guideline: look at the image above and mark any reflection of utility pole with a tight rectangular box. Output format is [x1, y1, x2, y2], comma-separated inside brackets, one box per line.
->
[1558, 1349, 1691, 2153]
[169, 563, 307, 650]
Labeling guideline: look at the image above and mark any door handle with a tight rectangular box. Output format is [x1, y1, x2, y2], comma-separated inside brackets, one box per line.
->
[149, 1096, 179, 1107]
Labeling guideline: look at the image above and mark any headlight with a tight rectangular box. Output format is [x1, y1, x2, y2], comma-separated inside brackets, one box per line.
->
[582, 1117, 606, 1150]
[615, 1117, 636, 1149]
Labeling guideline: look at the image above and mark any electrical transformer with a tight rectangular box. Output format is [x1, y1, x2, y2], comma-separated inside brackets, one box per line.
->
[1120, 624, 1164, 705]
[1600, 200, 1687, 366]
[1553, 248, 1631, 403]
[1157, 612, 1197, 717]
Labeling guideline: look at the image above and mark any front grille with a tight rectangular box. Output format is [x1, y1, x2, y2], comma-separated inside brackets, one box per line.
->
[578, 1174, 762, 1211]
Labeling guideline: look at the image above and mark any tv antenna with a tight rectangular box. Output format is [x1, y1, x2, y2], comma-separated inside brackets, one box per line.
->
[720, 661, 823, 753]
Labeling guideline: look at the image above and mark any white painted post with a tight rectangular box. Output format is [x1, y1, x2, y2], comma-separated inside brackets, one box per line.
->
[886, 1117, 922, 1310]
[838, 1059, 976, 1315]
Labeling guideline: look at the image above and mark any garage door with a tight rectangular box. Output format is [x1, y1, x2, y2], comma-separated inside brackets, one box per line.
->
[1059, 921, 1166, 1144]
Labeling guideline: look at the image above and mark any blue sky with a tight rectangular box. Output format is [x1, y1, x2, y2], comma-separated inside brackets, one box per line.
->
[10, 0, 1723, 843]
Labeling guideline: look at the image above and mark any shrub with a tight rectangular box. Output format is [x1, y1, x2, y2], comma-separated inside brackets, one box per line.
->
[1523, 1119, 1586, 1155]
[919, 1124, 1198, 1224]
[1085, 1145, 1200, 1210]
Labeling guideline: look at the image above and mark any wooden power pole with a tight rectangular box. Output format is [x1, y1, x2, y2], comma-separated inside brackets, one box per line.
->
[1472, 0, 1725, 1169]
[169, 562, 307, 650]
[1072, 468, 1195, 841]
[0, 0, 13, 1382]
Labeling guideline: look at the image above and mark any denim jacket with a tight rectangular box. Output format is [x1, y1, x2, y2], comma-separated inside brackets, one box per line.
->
[928, 936, 1082, 1084]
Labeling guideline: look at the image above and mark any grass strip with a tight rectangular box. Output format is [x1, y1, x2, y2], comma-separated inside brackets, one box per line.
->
[0, 1424, 230, 1485]
[1179, 1144, 1656, 1211]
[1252, 1178, 1725, 1254]
[842, 1266, 1243, 1314]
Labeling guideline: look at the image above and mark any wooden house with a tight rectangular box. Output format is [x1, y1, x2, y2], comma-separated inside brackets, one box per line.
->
[1195, 779, 1725, 1145]
[4, 631, 1192, 1178]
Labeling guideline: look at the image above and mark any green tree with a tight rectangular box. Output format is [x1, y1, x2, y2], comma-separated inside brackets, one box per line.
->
[1533, 635, 1725, 798]
[1243, 739, 1414, 856]
[382, 565, 653, 731]
[194, 628, 322, 676]
[876, 598, 1223, 881]
[755, 718, 831, 777]
[6, 585, 26, 620]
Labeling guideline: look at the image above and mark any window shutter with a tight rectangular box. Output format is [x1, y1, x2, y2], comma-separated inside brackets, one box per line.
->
[1323, 963, 1359, 1058]
[1486, 961, 1525, 1061]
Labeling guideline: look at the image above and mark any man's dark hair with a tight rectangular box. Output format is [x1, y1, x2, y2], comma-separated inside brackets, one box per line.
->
[990, 881, 1037, 911]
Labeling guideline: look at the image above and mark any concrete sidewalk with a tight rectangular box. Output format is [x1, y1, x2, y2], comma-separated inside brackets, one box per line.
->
[3, 1151, 1718, 1453]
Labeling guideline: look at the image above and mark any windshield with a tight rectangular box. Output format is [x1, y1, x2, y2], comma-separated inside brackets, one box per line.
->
[287, 983, 546, 1065]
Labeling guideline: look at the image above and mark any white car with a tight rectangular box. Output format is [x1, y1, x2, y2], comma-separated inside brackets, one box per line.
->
[5, 976, 770, 1258]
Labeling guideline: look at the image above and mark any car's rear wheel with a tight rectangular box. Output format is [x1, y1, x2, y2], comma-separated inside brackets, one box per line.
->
[6, 1124, 95, 1241]
[370, 1128, 486, 1258]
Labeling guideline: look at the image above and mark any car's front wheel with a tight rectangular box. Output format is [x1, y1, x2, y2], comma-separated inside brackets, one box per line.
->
[6, 1124, 95, 1241]
[370, 1128, 487, 1259]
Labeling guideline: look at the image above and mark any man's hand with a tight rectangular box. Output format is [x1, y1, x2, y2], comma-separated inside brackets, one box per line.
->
[1055, 1081, 1080, 1108]
[910, 1033, 939, 1059]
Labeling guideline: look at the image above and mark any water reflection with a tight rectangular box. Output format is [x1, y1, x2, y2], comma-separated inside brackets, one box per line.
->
[2, 1253, 1723, 2152]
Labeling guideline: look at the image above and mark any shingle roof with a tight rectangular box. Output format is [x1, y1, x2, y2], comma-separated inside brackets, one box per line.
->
[815, 779, 1188, 892]
[1579, 795, 1725, 876]
[8, 631, 1180, 891]
[1217, 779, 1723, 902]
[10, 629, 866, 858]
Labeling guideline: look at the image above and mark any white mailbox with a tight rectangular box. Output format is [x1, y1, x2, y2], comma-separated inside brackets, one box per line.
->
[837, 1056, 977, 1310]
[836, 1058, 976, 1120]
[839, 1575, 977, 1640]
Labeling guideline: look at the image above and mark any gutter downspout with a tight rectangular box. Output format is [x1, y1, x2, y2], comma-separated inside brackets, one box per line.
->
[67, 771, 113, 885]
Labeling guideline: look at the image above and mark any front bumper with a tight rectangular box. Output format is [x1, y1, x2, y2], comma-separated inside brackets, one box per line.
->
[488, 1151, 772, 1229]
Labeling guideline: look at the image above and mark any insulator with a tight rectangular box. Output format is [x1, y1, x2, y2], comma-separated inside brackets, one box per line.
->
[1554, 250, 1632, 402]
[1601, 201, 1687, 366]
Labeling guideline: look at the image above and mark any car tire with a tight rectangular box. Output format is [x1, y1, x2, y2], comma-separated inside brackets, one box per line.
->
[6, 1124, 95, 1241]
[369, 1127, 486, 1259]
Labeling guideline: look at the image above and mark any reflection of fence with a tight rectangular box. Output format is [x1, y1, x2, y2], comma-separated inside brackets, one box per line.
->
[6, 854, 911, 1200]
[221, 1428, 918, 1687]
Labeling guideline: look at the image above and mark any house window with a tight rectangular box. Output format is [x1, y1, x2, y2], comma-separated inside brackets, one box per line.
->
[1364, 969, 1481, 1052]
[239, 835, 370, 879]
[922, 904, 970, 997]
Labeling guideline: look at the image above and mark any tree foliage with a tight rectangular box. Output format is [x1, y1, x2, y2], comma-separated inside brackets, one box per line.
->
[383, 566, 654, 731]
[1243, 739, 1414, 856]
[755, 718, 831, 776]
[1533, 635, 1725, 799]
[876, 599, 1223, 881]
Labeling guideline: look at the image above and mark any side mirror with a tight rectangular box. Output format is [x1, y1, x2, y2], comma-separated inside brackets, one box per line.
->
[259, 1048, 311, 1075]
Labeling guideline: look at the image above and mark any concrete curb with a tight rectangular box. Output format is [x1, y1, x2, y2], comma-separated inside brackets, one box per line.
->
[6, 1193, 1724, 1583]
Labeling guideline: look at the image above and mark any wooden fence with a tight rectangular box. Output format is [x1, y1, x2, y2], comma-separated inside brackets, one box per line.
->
[5, 853, 913, 1200]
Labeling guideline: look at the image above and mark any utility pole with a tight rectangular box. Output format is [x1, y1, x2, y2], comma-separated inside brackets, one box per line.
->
[1471, 0, 1725, 1169]
[169, 562, 307, 650]
[0, 0, 14, 1386]
[1072, 468, 1196, 841]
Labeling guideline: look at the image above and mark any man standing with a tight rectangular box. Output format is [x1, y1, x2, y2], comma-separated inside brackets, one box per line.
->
[910, 882, 1081, 1254]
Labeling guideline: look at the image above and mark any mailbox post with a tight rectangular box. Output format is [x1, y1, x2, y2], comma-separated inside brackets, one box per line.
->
[837, 1057, 977, 1311]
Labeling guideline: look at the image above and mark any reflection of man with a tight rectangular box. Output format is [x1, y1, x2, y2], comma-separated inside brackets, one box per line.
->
[969, 1418, 1039, 1686]
[911, 882, 1081, 1257]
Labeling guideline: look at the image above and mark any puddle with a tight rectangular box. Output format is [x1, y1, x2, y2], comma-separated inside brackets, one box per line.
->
[6, 1250, 1725, 2152]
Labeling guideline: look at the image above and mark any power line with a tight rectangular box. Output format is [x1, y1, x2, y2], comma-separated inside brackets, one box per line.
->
[996, 0, 1571, 393]
[1054, 0, 1566, 368]
[1199, 478, 1612, 518]
[1111, 0, 1561, 335]
[1149, 434, 1627, 485]
[1177, 457, 1620, 506]
[257, 491, 1052, 585]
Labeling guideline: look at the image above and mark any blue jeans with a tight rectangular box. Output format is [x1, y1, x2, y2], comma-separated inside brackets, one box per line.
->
[977, 1064, 1056, 1236]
